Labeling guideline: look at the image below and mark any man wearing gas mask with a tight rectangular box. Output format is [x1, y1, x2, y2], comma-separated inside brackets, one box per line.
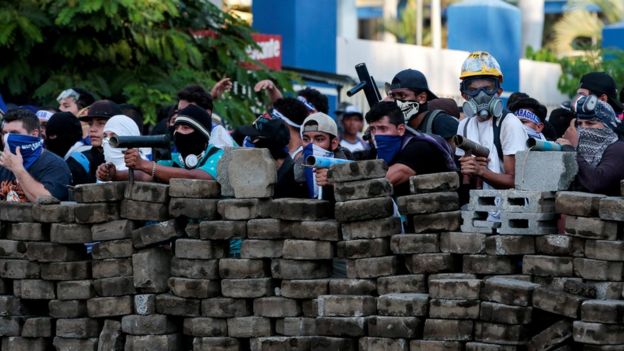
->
[97, 104, 223, 182]
[456, 51, 527, 190]
[386, 69, 458, 144]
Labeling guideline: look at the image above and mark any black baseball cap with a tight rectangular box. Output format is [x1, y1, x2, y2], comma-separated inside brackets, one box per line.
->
[238, 117, 290, 147]
[80, 100, 122, 120]
[389, 69, 438, 100]
[579, 72, 623, 113]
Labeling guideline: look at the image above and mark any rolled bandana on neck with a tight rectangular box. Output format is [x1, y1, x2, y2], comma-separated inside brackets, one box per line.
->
[270, 108, 301, 128]
[6, 134, 44, 169]
[515, 109, 541, 125]
[297, 96, 316, 112]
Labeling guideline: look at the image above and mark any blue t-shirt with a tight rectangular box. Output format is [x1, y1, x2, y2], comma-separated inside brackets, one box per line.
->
[0, 150, 72, 201]
[157, 145, 223, 179]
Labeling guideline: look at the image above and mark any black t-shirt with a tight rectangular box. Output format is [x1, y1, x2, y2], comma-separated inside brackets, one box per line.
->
[418, 110, 459, 140]
[66, 147, 105, 185]
[0, 150, 72, 201]
[391, 138, 453, 196]
[274, 156, 308, 199]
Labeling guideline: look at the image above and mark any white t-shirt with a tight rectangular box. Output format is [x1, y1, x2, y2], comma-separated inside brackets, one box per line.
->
[340, 137, 369, 154]
[456, 113, 527, 188]
[210, 125, 237, 149]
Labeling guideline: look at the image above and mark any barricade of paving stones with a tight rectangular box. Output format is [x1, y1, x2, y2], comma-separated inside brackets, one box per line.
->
[0, 149, 623, 350]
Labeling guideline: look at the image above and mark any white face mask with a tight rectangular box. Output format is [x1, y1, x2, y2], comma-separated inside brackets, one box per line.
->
[103, 138, 127, 171]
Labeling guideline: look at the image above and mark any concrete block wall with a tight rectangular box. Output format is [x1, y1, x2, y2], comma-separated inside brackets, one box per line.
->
[0, 160, 623, 350]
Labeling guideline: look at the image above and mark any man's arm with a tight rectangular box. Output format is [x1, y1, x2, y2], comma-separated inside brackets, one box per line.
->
[386, 163, 416, 186]
[254, 79, 283, 103]
[461, 154, 515, 189]
[124, 149, 214, 183]
[0, 148, 51, 202]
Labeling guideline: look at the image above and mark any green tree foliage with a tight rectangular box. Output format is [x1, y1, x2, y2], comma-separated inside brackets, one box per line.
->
[0, 0, 296, 126]
[557, 45, 624, 97]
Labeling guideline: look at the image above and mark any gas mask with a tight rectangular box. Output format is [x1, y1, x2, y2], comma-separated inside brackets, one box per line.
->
[463, 89, 503, 120]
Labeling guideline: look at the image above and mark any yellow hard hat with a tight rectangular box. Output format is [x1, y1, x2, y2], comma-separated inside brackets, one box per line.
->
[460, 51, 503, 82]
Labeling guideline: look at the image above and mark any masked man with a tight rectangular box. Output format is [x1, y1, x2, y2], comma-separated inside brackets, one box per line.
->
[0, 109, 72, 202]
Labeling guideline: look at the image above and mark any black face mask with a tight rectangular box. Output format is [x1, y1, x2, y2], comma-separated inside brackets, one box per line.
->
[255, 139, 288, 160]
[45, 136, 76, 158]
[173, 130, 207, 157]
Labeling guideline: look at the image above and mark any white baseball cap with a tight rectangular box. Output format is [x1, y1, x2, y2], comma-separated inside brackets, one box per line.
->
[301, 112, 338, 138]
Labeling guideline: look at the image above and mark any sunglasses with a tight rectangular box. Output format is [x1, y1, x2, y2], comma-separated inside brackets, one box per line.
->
[56, 89, 80, 102]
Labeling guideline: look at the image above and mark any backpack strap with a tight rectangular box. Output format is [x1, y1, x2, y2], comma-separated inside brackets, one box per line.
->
[69, 151, 90, 174]
[424, 109, 444, 135]
[492, 113, 508, 162]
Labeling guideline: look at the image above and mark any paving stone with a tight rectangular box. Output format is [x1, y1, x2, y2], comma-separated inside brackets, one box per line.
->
[246, 219, 282, 239]
[315, 317, 368, 337]
[53, 337, 98, 351]
[0, 202, 33, 222]
[156, 293, 200, 317]
[219, 259, 267, 279]
[599, 197, 624, 221]
[0, 316, 24, 336]
[480, 277, 539, 307]
[522, 255, 573, 276]
[122, 314, 177, 335]
[429, 279, 482, 300]
[6, 222, 45, 241]
[250, 336, 314, 351]
[13, 279, 55, 299]
[555, 191, 605, 216]
[585, 240, 624, 261]
[134, 294, 156, 315]
[221, 278, 273, 298]
[217, 198, 271, 220]
[535, 235, 585, 256]
[514, 150, 577, 191]
[341, 216, 401, 240]
[333, 178, 393, 202]
[0, 296, 29, 316]
[92, 239, 134, 259]
[132, 220, 181, 249]
[423, 319, 473, 341]
[317, 295, 376, 317]
[473, 321, 528, 345]
[41, 261, 90, 281]
[170, 258, 218, 280]
[412, 211, 461, 233]
[405, 253, 456, 274]
[241, 240, 283, 258]
[183, 317, 228, 337]
[465, 342, 519, 351]
[49, 300, 88, 318]
[563, 279, 597, 298]
[286, 220, 341, 241]
[327, 159, 387, 183]
[346, 256, 397, 278]
[376, 293, 428, 317]
[175, 239, 225, 260]
[574, 258, 624, 281]
[133, 247, 171, 293]
[564, 215, 619, 240]
[275, 318, 317, 336]
[32, 203, 75, 223]
[73, 181, 126, 203]
[527, 320, 572, 351]
[217, 147, 235, 197]
[581, 299, 624, 324]
[56, 318, 100, 338]
[253, 297, 300, 317]
[169, 198, 219, 219]
[0, 259, 40, 279]
[74, 202, 120, 224]
[440, 231, 486, 254]
[409, 172, 460, 194]
[168, 277, 219, 299]
[201, 298, 252, 318]
[168, 179, 220, 198]
[92, 258, 132, 279]
[479, 301, 532, 324]
[337, 239, 389, 258]
[227, 317, 272, 337]
[124, 334, 180, 351]
[328, 279, 377, 295]
[98, 319, 125, 351]
[50, 223, 92, 243]
[281, 279, 328, 299]
[572, 321, 624, 344]
[359, 337, 408, 351]
[193, 337, 240, 351]
[429, 299, 480, 319]
[0, 239, 27, 259]
[398, 192, 459, 215]
[390, 234, 439, 254]
[87, 296, 133, 317]
[367, 316, 421, 338]
[26, 242, 87, 262]
[56, 280, 95, 300]
[271, 259, 331, 279]
[335, 197, 394, 222]
[485, 235, 535, 255]
[228, 148, 276, 198]
[411, 340, 463, 351]
[282, 240, 333, 259]
[120, 199, 168, 221]
[124, 181, 169, 202]
[532, 287, 585, 318]
[1, 336, 49, 350]
[200, 220, 247, 240]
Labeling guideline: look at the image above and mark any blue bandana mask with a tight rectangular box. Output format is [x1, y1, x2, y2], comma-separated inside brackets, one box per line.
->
[374, 135, 403, 165]
[5, 134, 44, 169]
[303, 143, 333, 199]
